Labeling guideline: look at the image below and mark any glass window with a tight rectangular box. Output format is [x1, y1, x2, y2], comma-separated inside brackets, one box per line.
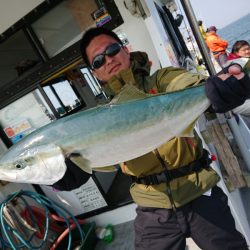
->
[80, 68, 102, 96]
[53, 80, 79, 106]
[0, 89, 55, 144]
[0, 30, 41, 86]
[43, 86, 66, 116]
[31, 0, 98, 57]
[43, 78, 82, 116]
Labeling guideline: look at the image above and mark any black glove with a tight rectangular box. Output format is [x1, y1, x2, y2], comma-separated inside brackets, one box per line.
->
[205, 65, 250, 113]
[51, 156, 91, 191]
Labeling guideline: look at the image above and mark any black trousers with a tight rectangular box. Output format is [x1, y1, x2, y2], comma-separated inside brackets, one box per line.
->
[134, 186, 248, 250]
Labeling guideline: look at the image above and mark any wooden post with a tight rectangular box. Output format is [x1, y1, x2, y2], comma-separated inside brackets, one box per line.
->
[206, 119, 247, 188]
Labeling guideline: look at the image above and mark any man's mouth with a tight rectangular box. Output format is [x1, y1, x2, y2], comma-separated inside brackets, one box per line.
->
[109, 64, 121, 74]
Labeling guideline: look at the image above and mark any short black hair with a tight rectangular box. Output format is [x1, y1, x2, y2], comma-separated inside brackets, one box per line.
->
[79, 27, 123, 68]
[198, 20, 203, 26]
[231, 40, 250, 54]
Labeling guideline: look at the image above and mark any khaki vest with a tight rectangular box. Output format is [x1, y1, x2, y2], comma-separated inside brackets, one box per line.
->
[105, 52, 220, 208]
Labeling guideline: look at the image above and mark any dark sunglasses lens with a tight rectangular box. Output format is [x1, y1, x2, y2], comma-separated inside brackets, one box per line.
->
[106, 43, 121, 57]
[92, 43, 122, 69]
[92, 55, 105, 69]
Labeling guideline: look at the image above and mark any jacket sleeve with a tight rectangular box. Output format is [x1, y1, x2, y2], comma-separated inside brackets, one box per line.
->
[214, 37, 228, 50]
[157, 65, 250, 114]
[206, 36, 228, 51]
[51, 157, 91, 191]
[155, 67, 207, 93]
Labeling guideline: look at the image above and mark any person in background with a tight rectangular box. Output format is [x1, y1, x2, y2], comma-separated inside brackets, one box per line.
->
[206, 26, 228, 68]
[77, 27, 249, 250]
[197, 20, 210, 64]
[198, 20, 207, 40]
[226, 40, 250, 116]
[227, 40, 250, 60]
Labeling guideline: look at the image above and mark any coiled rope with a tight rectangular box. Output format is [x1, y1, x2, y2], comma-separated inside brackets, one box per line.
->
[0, 190, 84, 250]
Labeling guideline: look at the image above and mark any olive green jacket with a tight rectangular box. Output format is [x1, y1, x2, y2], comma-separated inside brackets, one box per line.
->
[104, 51, 220, 208]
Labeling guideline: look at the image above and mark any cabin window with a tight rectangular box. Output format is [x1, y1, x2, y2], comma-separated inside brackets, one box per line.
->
[43, 77, 84, 116]
[0, 30, 41, 88]
[0, 89, 54, 144]
[31, 0, 99, 57]
[79, 67, 102, 97]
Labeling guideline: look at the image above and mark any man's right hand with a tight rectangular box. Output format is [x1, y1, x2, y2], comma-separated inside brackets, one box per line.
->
[218, 64, 245, 80]
[205, 63, 250, 113]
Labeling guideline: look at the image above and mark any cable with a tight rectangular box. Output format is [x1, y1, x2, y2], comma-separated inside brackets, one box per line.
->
[0, 190, 85, 250]
[175, 0, 201, 61]
[21, 206, 64, 239]
[21, 206, 86, 249]
[50, 220, 85, 250]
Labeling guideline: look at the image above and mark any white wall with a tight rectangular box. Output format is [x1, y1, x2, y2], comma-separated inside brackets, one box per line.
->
[114, 0, 161, 74]
[0, 0, 44, 34]
[143, 0, 179, 68]
[0, 138, 7, 156]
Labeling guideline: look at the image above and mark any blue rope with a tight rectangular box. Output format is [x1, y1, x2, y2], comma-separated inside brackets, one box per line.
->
[0, 190, 85, 249]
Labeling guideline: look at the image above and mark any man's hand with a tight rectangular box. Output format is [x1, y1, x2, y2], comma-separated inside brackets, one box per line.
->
[218, 64, 244, 80]
[51, 157, 91, 191]
[205, 64, 250, 113]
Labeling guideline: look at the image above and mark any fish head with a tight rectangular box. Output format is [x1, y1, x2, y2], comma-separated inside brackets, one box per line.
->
[0, 145, 67, 185]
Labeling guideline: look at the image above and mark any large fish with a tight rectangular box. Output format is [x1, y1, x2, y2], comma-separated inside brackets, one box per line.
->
[0, 84, 210, 185]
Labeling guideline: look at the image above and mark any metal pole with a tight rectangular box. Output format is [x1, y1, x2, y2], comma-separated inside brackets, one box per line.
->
[180, 0, 216, 75]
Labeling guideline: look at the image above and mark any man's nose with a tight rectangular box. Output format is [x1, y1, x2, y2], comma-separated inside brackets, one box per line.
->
[105, 54, 114, 64]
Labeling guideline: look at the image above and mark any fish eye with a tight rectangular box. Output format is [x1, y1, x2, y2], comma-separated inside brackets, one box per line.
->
[15, 161, 26, 169]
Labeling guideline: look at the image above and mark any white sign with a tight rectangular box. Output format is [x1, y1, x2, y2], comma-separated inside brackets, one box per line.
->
[73, 178, 107, 213]
[40, 178, 107, 216]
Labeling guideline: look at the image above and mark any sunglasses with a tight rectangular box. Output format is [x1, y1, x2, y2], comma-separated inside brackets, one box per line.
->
[91, 43, 123, 69]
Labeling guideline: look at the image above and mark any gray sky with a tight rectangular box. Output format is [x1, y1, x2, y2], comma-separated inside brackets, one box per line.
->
[189, 0, 250, 29]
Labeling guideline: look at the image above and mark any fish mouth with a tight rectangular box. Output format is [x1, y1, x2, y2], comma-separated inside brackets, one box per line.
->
[0, 170, 17, 181]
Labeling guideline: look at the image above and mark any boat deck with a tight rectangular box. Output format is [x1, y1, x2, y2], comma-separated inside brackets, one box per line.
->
[95, 220, 201, 250]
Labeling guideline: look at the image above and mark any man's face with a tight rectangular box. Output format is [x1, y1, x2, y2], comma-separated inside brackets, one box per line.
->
[86, 34, 130, 82]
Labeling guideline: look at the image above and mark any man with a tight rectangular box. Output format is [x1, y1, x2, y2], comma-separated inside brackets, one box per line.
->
[77, 27, 248, 250]
[206, 26, 228, 68]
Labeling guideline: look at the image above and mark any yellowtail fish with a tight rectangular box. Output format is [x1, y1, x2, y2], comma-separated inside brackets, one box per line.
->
[0, 84, 209, 185]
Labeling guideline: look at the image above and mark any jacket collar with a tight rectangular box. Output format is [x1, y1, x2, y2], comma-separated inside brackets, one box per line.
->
[104, 51, 151, 96]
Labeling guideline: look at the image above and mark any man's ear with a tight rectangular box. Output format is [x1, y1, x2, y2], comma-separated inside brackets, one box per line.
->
[123, 46, 130, 55]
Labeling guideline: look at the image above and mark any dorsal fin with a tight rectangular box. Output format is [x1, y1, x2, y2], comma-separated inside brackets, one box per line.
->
[110, 84, 149, 104]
